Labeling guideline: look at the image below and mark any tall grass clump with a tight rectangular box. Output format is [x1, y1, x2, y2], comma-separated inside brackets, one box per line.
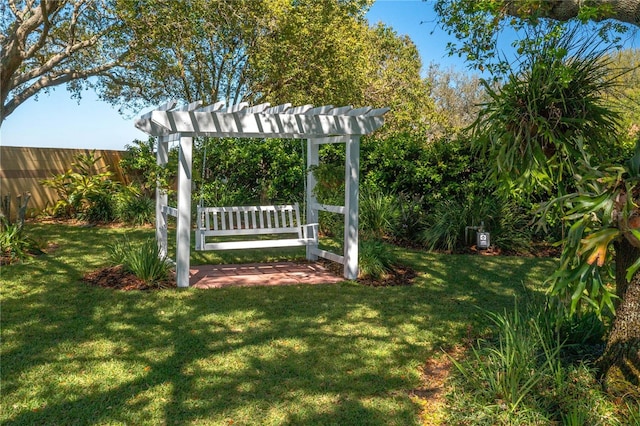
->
[116, 194, 155, 226]
[109, 237, 173, 287]
[358, 240, 398, 280]
[421, 195, 496, 252]
[359, 188, 398, 240]
[445, 300, 617, 424]
[421, 194, 533, 253]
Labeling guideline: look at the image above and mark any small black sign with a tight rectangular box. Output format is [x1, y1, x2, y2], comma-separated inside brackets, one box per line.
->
[477, 232, 490, 249]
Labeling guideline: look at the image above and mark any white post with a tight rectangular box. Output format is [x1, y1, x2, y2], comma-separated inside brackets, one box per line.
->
[156, 136, 169, 258]
[176, 136, 193, 288]
[306, 139, 319, 260]
[344, 135, 360, 279]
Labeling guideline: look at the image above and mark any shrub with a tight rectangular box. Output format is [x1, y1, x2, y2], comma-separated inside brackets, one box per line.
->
[116, 194, 155, 226]
[358, 240, 398, 280]
[198, 180, 254, 207]
[390, 193, 428, 245]
[109, 237, 173, 287]
[359, 188, 398, 240]
[195, 138, 306, 205]
[362, 134, 494, 211]
[309, 160, 345, 237]
[0, 219, 43, 264]
[309, 162, 345, 205]
[318, 210, 344, 238]
[120, 138, 177, 198]
[80, 192, 116, 223]
[41, 151, 121, 223]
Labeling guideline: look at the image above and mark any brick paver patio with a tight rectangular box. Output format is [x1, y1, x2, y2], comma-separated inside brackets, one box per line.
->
[190, 262, 345, 288]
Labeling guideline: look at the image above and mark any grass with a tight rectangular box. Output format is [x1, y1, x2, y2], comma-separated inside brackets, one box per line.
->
[0, 223, 557, 425]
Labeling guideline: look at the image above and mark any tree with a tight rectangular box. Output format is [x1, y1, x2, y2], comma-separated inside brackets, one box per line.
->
[500, 0, 640, 25]
[434, 0, 633, 75]
[425, 64, 486, 139]
[607, 48, 640, 147]
[248, 0, 373, 107]
[547, 140, 640, 399]
[101, 0, 282, 110]
[438, 3, 640, 396]
[362, 24, 435, 136]
[111, 0, 434, 132]
[104, 0, 379, 111]
[1, 0, 131, 125]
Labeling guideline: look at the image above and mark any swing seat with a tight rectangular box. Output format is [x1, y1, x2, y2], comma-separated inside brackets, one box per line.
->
[195, 203, 318, 251]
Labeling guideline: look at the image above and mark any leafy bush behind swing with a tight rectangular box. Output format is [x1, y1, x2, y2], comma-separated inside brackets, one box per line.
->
[123, 133, 545, 251]
[195, 138, 306, 206]
[192, 134, 540, 251]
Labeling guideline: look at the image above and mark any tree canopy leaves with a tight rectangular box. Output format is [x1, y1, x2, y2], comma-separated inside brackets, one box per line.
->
[2, 0, 434, 136]
[434, 0, 631, 76]
[1, 0, 131, 123]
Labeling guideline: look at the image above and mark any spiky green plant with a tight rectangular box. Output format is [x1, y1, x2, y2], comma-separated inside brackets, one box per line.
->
[109, 237, 173, 287]
[358, 240, 398, 280]
[0, 219, 43, 263]
[473, 26, 623, 194]
[359, 188, 398, 240]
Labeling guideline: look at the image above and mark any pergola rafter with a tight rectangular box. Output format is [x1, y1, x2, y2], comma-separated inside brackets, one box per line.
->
[136, 101, 389, 287]
[136, 101, 388, 140]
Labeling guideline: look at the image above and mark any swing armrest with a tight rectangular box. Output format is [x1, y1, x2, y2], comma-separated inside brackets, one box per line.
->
[301, 223, 319, 242]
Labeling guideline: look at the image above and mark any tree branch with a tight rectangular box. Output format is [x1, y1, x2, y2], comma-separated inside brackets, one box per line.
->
[11, 33, 104, 88]
[3, 61, 116, 119]
[505, 0, 640, 26]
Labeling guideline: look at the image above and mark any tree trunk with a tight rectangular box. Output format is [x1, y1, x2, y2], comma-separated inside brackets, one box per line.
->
[614, 238, 640, 303]
[600, 243, 640, 398]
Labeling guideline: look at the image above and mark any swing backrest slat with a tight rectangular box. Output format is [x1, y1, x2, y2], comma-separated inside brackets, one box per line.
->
[197, 204, 303, 237]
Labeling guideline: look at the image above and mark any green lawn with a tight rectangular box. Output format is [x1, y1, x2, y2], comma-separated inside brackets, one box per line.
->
[1, 223, 556, 425]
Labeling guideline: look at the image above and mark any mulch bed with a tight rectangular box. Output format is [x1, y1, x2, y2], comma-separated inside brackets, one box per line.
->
[319, 259, 417, 287]
[83, 263, 416, 290]
[357, 265, 417, 287]
[82, 265, 176, 291]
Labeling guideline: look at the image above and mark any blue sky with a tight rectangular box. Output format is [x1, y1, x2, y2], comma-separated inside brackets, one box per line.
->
[0, 0, 583, 150]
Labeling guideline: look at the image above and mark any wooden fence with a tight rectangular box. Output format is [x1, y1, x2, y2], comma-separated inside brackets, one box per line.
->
[0, 146, 126, 219]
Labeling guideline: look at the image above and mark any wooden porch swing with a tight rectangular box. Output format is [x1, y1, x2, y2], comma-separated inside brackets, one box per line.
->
[194, 135, 317, 251]
[196, 204, 318, 251]
[135, 100, 388, 287]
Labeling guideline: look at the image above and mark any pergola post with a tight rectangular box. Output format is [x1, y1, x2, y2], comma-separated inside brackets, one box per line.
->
[156, 136, 169, 258]
[344, 135, 360, 280]
[306, 139, 319, 261]
[176, 136, 193, 288]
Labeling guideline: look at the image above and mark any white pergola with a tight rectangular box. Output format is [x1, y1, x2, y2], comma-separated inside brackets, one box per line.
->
[135, 100, 389, 287]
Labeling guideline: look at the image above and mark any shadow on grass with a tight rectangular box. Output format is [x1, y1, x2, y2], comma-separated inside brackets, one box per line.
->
[1, 224, 555, 425]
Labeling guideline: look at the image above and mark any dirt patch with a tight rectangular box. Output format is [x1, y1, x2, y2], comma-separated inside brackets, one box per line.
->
[410, 346, 466, 426]
[82, 265, 176, 291]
